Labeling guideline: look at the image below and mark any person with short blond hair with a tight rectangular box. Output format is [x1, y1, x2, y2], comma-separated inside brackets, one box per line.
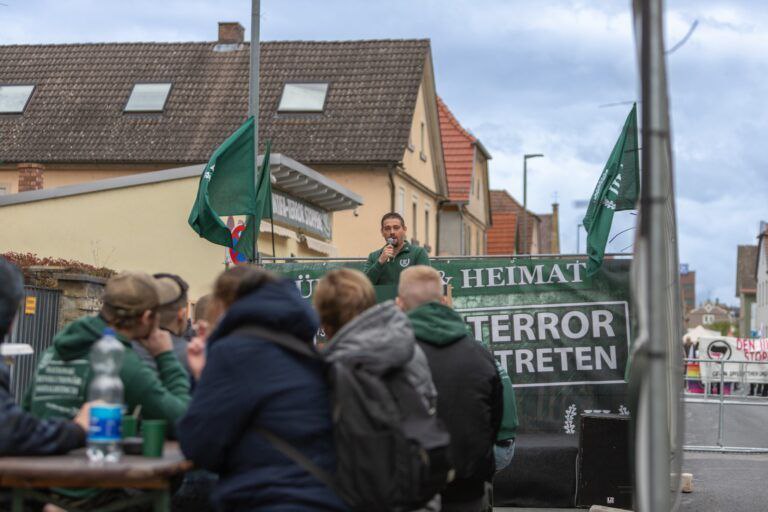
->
[397, 265, 444, 311]
[397, 265, 510, 512]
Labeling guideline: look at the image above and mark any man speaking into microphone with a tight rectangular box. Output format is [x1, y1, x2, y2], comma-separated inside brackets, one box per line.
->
[363, 212, 430, 285]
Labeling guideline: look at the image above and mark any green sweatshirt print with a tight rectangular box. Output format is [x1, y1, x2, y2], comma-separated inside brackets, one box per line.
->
[363, 241, 430, 285]
[24, 315, 190, 425]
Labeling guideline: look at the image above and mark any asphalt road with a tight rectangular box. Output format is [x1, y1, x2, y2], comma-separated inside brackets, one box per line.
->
[496, 397, 768, 512]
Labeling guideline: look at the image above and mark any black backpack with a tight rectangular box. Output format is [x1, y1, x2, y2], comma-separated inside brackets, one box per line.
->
[236, 326, 453, 512]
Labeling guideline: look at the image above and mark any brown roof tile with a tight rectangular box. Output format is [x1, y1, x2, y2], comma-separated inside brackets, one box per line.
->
[0, 39, 430, 164]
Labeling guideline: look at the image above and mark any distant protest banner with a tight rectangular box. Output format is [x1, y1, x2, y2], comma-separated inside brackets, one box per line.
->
[266, 257, 633, 436]
[698, 336, 768, 384]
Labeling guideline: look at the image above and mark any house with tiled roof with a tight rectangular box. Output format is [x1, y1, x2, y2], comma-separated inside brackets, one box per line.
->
[436, 97, 490, 255]
[755, 223, 768, 335]
[0, 22, 447, 258]
[735, 244, 757, 336]
[487, 189, 559, 255]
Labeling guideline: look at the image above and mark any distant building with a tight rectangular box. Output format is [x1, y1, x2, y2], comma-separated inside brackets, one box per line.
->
[735, 244, 757, 337]
[436, 97, 491, 256]
[487, 189, 559, 255]
[687, 301, 734, 330]
[755, 224, 768, 335]
[0, 24, 450, 258]
[680, 265, 696, 320]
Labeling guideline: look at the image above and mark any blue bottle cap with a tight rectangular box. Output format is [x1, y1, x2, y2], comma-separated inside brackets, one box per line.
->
[103, 327, 116, 337]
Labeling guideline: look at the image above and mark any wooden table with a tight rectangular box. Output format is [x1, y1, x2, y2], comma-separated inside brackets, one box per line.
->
[0, 442, 192, 512]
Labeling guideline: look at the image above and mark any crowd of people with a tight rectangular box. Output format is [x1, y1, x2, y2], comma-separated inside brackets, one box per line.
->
[0, 212, 518, 512]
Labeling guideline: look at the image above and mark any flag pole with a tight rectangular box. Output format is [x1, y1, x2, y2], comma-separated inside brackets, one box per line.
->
[248, 0, 261, 263]
[270, 212, 276, 257]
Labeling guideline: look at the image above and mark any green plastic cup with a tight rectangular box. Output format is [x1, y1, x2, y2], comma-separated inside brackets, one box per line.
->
[121, 415, 137, 437]
[141, 420, 166, 457]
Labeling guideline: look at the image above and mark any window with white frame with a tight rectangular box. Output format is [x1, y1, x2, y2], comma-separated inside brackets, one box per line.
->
[703, 314, 715, 325]
[424, 205, 430, 251]
[278, 82, 329, 112]
[0, 85, 34, 114]
[397, 187, 405, 215]
[412, 196, 419, 242]
[125, 83, 172, 112]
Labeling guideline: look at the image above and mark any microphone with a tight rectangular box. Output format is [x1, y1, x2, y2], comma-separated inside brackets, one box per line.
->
[386, 237, 396, 262]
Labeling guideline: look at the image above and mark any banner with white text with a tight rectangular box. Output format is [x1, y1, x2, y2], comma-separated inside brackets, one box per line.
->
[698, 336, 768, 384]
[266, 257, 633, 436]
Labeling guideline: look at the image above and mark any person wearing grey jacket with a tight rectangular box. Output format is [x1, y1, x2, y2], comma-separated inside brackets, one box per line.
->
[314, 269, 437, 418]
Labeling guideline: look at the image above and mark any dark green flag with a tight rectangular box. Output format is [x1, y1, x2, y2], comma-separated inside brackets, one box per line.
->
[188, 117, 258, 256]
[236, 141, 273, 260]
[583, 103, 639, 276]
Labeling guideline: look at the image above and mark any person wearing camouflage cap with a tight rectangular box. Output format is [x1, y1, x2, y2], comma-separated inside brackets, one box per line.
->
[0, 257, 91, 456]
[23, 271, 191, 430]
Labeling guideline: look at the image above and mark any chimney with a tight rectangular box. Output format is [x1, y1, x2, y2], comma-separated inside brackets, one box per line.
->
[218, 22, 245, 44]
[551, 202, 560, 254]
[17, 162, 44, 192]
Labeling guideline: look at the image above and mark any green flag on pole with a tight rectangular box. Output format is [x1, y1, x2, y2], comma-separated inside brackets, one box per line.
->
[236, 141, 273, 260]
[583, 103, 640, 276]
[188, 116, 259, 258]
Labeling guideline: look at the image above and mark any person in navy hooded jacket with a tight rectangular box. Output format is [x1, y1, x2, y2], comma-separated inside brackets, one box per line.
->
[177, 266, 348, 512]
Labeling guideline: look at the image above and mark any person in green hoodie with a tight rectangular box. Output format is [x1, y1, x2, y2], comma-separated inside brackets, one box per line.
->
[22, 271, 192, 509]
[24, 271, 191, 425]
[397, 265, 518, 512]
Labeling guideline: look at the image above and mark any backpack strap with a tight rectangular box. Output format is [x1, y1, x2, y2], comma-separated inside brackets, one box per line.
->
[255, 426, 340, 495]
[231, 325, 318, 359]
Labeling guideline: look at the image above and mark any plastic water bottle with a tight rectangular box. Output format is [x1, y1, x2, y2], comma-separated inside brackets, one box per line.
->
[86, 328, 125, 462]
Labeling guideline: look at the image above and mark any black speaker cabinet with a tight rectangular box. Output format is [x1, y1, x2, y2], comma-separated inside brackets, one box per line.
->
[576, 413, 632, 509]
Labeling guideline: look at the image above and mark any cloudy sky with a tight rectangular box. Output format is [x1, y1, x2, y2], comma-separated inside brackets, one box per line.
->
[3, 0, 766, 305]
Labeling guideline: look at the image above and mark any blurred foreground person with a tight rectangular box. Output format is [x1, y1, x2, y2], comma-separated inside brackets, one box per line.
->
[178, 266, 348, 512]
[314, 268, 449, 512]
[24, 272, 190, 426]
[397, 265, 504, 512]
[132, 272, 191, 374]
[0, 258, 90, 456]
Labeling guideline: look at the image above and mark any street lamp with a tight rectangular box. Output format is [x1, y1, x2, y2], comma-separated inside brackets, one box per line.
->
[522, 153, 544, 254]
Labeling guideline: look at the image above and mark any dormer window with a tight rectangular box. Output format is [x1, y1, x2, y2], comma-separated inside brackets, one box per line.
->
[0, 85, 34, 114]
[124, 83, 172, 112]
[278, 83, 328, 113]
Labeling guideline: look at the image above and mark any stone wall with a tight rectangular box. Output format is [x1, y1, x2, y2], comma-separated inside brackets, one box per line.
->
[54, 273, 107, 330]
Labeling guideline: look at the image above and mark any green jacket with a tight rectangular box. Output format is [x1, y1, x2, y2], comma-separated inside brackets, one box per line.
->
[23, 315, 191, 425]
[409, 301, 518, 441]
[363, 241, 430, 285]
[494, 360, 519, 441]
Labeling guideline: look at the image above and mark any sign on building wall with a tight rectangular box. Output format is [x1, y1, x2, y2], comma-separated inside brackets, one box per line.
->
[272, 190, 331, 239]
[266, 257, 633, 436]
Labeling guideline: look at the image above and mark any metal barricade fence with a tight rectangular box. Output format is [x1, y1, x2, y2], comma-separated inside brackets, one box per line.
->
[5, 286, 61, 401]
[683, 357, 768, 453]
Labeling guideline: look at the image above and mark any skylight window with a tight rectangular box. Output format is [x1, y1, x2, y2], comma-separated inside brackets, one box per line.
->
[124, 83, 172, 112]
[0, 85, 34, 114]
[278, 83, 329, 112]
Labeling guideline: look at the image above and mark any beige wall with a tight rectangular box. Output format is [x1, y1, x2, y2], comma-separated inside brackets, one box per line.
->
[0, 176, 325, 300]
[393, 174, 438, 254]
[315, 166, 392, 258]
[401, 84, 437, 193]
[0, 163, 172, 194]
[466, 150, 489, 226]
